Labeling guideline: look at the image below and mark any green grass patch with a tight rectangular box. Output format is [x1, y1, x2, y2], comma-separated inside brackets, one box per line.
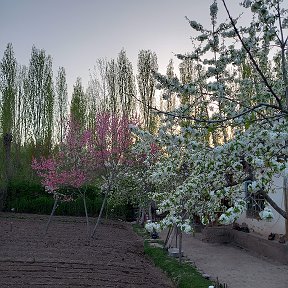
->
[132, 223, 150, 239]
[133, 224, 213, 288]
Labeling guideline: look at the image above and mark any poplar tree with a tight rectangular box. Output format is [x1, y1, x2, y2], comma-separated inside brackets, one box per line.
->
[117, 49, 136, 116]
[0, 43, 17, 138]
[55, 67, 68, 143]
[137, 50, 158, 132]
[27, 46, 54, 152]
[0, 43, 17, 210]
[106, 59, 119, 114]
[70, 77, 86, 130]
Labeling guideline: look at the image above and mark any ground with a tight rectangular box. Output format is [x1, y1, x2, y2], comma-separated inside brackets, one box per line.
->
[0, 213, 174, 288]
[159, 230, 288, 288]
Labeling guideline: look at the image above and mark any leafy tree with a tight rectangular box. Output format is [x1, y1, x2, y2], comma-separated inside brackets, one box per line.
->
[70, 77, 86, 130]
[0, 43, 17, 137]
[133, 0, 288, 247]
[91, 112, 135, 237]
[106, 59, 119, 114]
[117, 49, 136, 116]
[55, 67, 68, 143]
[137, 50, 158, 132]
[27, 45, 54, 153]
[0, 43, 17, 210]
[32, 120, 97, 234]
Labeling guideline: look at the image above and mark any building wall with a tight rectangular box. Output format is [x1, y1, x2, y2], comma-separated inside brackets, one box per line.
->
[236, 174, 286, 237]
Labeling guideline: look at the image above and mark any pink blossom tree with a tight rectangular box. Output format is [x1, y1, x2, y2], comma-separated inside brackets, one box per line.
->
[90, 112, 135, 237]
[32, 113, 135, 236]
[32, 120, 96, 234]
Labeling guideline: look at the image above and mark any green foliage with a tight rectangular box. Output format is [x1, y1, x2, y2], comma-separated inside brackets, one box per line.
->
[0, 43, 17, 135]
[105, 198, 136, 221]
[132, 223, 150, 239]
[6, 195, 105, 216]
[70, 77, 86, 129]
[4, 180, 135, 219]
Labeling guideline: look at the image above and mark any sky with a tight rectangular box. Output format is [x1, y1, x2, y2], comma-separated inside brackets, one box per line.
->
[0, 0, 245, 97]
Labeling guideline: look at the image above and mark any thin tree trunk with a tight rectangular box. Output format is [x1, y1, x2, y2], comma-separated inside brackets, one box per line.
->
[91, 190, 108, 238]
[164, 226, 172, 248]
[0, 133, 13, 211]
[136, 205, 142, 224]
[283, 172, 288, 235]
[45, 196, 58, 234]
[140, 207, 146, 226]
[82, 191, 89, 235]
[148, 202, 152, 221]
[175, 225, 178, 248]
[178, 229, 183, 264]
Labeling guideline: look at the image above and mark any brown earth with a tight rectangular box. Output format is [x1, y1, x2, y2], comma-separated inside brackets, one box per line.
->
[0, 213, 174, 288]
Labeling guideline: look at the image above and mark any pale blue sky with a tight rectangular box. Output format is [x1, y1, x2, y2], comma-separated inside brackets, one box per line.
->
[0, 0, 244, 96]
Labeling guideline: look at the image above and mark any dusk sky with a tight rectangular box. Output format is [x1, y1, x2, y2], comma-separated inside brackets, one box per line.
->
[1, 0, 245, 96]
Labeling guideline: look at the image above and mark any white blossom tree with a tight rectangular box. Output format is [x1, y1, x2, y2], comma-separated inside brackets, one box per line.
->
[132, 0, 288, 247]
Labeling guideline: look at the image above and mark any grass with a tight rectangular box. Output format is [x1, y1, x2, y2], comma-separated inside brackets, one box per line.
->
[133, 224, 214, 288]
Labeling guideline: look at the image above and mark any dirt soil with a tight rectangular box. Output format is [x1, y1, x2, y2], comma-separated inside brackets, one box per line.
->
[0, 213, 174, 288]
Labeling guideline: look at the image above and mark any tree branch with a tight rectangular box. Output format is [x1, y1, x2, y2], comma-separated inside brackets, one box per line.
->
[262, 191, 287, 220]
[222, 0, 283, 110]
[150, 102, 286, 124]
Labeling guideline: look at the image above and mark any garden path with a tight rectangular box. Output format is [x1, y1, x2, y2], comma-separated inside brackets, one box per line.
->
[160, 230, 288, 288]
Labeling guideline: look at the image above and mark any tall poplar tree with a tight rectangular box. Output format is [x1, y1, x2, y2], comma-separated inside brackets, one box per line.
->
[0, 43, 17, 210]
[117, 49, 136, 116]
[27, 46, 54, 152]
[106, 59, 119, 114]
[0, 43, 17, 138]
[137, 50, 158, 132]
[70, 77, 86, 130]
[55, 67, 68, 143]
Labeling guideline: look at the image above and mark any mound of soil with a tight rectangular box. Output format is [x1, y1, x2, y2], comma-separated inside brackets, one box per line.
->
[0, 213, 174, 288]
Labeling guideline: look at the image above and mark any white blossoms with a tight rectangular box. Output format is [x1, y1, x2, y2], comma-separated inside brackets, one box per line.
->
[145, 221, 161, 233]
[259, 207, 274, 222]
[219, 201, 246, 225]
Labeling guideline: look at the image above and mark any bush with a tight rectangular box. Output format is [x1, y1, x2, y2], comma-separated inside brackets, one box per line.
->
[4, 180, 135, 220]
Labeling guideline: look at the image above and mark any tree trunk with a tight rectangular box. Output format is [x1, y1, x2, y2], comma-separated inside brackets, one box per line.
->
[82, 192, 89, 235]
[283, 172, 288, 235]
[164, 226, 173, 248]
[0, 185, 7, 212]
[178, 229, 183, 264]
[91, 190, 108, 238]
[0, 133, 13, 211]
[45, 196, 58, 234]
[262, 191, 287, 220]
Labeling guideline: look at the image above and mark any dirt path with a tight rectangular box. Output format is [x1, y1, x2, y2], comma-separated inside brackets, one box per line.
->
[0, 213, 174, 288]
[160, 231, 288, 288]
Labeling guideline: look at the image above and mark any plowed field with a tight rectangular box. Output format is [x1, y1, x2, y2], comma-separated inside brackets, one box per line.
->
[0, 213, 174, 288]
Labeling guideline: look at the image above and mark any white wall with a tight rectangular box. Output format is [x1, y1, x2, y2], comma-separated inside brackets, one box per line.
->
[236, 174, 286, 237]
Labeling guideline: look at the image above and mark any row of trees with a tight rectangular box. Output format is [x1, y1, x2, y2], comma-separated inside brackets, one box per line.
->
[1, 1, 287, 253]
[0, 44, 180, 200]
